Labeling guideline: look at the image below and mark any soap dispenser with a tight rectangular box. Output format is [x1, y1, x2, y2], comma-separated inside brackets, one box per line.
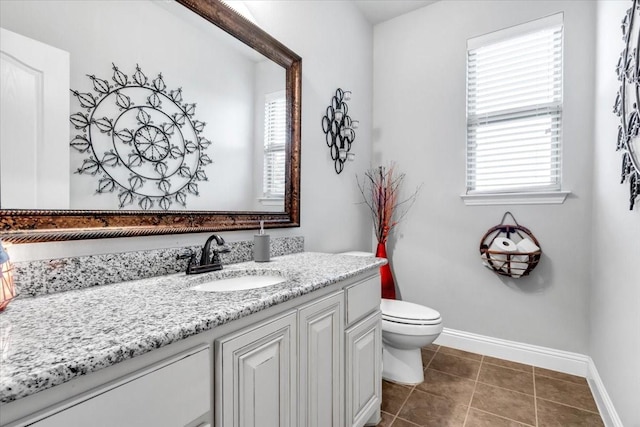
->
[253, 221, 270, 262]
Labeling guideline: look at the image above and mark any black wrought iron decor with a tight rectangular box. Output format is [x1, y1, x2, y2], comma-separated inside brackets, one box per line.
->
[615, 0, 640, 210]
[70, 64, 212, 210]
[321, 88, 359, 174]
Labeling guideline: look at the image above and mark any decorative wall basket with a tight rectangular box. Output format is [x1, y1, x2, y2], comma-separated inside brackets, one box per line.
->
[479, 212, 542, 278]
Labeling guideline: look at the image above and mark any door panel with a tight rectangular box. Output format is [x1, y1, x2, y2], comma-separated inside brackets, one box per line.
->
[216, 311, 297, 427]
[0, 27, 69, 209]
[345, 311, 382, 427]
[298, 292, 344, 427]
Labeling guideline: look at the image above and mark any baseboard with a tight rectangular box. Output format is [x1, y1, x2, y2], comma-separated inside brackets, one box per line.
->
[434, 327, 590, 376]
[434, 328, 623, 427]
[587, 357, 624, 427]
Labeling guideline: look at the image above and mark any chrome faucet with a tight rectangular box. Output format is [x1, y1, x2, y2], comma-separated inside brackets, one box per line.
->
[177, 234, 231, 274]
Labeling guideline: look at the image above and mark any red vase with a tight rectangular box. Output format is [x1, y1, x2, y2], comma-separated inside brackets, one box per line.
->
[376, 242, 396, 300]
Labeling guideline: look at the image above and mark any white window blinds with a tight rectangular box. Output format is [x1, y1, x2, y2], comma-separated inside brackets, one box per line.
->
[263, 92, 286, 198]
[466, 14, 563, 194]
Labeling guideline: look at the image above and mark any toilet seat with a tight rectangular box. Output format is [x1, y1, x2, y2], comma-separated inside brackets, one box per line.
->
[381, 299, 441, 325]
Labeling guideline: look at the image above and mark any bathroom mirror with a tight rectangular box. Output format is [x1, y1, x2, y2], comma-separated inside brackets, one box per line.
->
[0, 0, 301, 242]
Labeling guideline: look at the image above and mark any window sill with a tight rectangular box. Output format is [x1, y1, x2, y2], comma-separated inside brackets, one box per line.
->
[258, 197, 284, 206]
[460, 190, 571, 206]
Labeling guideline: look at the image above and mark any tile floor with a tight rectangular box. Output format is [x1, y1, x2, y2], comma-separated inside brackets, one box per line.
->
[376, 344, 604, 427]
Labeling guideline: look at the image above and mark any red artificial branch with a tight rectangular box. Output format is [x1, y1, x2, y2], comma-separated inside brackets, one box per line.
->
[358, 163, 421, 243]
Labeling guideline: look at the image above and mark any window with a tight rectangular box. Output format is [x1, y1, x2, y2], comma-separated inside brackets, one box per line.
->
[263, 92, 286, 199]
[465, 14, 567, 204]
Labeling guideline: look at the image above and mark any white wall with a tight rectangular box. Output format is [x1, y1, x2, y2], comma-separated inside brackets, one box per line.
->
[373, 1, 597, 354]
[7, 0, 374, 261]
[591, 2, 640, 426]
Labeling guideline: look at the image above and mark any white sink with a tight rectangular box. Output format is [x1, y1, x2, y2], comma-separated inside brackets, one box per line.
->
[190, 274, 286, 292]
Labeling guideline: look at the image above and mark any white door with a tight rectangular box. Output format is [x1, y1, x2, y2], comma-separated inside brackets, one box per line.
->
[0, 27, 69, 209]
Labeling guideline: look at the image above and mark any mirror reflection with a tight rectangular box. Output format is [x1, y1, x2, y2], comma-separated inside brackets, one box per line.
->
[0, 0, 285, 212]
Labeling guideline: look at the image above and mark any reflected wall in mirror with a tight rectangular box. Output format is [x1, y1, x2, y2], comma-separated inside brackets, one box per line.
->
[0, 0, 301, 242]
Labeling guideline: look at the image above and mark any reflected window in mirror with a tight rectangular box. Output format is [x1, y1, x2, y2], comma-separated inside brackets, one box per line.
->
[261, 91, 286, 209]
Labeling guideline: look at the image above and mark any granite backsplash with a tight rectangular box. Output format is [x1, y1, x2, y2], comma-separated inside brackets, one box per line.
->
[13, 236, 304, 298]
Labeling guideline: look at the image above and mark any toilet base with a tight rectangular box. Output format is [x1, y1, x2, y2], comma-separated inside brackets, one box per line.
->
[382, 345, 424, 384]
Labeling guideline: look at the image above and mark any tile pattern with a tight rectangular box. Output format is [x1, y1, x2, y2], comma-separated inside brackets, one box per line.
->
[0, 252, 385, 403]
[377, 345, 604, 427]
[13, 236, 304, 297]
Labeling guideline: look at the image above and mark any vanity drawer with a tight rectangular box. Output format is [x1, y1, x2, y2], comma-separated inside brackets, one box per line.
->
[30, 347, 211, 427]
[345, 275, 380, 326]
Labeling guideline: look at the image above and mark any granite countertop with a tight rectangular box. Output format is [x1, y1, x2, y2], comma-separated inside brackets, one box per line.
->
[0, 252, 385, 404]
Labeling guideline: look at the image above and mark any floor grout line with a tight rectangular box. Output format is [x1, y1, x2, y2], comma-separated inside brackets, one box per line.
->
[423, 348, 437, 369]
[393, 414, 422, 426]
[533, 364, 539, 427]
[391, 383, 416, 426]
[474, 379, 535, 397]
[462, 354, 484, 426]
[436, 351, 484, 363]
[536, 396, 602, 415]
[426, 365, 481, 382]
[533, 366, 589, 387]
[484, 356, 534, 373]
[482, 360, 534, 374]
[533, 372, 589, 388]
[470, 407, 536, 427]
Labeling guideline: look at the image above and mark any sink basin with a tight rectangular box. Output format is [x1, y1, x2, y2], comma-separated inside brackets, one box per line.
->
[190, 274, 286, 292]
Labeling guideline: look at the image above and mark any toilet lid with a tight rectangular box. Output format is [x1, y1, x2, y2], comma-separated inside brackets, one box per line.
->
[381, 299, 442, 325]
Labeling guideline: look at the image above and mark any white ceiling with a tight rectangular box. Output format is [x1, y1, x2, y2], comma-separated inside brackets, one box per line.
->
[353, 0, 437, 25]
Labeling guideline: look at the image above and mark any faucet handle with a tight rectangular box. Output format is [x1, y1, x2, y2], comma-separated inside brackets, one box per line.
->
[177, 249, 195, 261]
[213, 245, 232, 254]
[177, 250, 197, 274]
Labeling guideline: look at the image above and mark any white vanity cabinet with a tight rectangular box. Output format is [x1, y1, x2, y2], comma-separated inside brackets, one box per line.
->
[215, 311, 297, 427]
[29, 346, 211, 427]
[3, 270, 382, 427]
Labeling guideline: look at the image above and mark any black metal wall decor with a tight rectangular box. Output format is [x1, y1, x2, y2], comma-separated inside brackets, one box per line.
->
[615, 0, 640, 210]
[321, 88, 359, 174]
[70, 63, 212, 210]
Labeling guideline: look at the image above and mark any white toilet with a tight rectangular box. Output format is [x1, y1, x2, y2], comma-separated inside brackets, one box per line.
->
[340, 252, 443, 384]
[381, 298, 442, 384]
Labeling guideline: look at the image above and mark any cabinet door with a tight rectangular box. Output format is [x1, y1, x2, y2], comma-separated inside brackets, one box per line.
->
[216, 311, 297, 427]
[31, 347, 211, 427]
[298, 291, 344, 427]
[345, 311, 382, 427]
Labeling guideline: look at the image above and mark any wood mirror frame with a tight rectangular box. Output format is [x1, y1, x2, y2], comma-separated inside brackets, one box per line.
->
[0, 0, 301, 243]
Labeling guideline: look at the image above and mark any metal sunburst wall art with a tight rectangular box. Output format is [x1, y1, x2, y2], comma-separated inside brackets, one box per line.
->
[70, 63, 212, 211]
[615, 0, 640, 210]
